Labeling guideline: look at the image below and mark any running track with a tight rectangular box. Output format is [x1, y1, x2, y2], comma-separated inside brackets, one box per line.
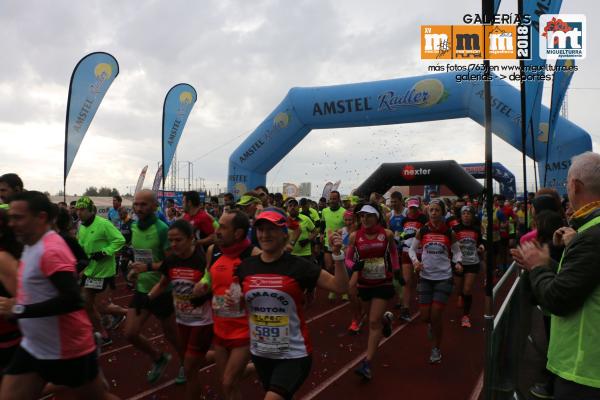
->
[50, 274, 501, 400]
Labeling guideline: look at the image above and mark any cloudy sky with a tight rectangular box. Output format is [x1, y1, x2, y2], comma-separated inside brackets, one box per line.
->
[1, 0, 597, 197]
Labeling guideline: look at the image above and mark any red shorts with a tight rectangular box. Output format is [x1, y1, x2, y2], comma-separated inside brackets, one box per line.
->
[212, 335, 249, 350]
[177, 323, 214, 357]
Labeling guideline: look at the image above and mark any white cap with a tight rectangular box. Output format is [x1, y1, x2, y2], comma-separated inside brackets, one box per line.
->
[358, 204, 380, 217]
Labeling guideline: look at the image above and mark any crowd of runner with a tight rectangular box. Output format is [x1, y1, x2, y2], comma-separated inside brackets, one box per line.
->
[0, 171, 581, 399]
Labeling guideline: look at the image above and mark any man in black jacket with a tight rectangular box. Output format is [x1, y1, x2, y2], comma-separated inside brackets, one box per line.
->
[513, 151, 600, 399]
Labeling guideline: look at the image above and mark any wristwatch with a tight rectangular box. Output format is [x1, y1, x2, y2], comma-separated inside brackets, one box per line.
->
[331, 250, 345, 261]
[11, 304, 25, 316]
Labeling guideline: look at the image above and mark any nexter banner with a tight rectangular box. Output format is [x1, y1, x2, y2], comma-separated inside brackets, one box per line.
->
[162, 83, 197, 185]
[64, 52, 119, 182]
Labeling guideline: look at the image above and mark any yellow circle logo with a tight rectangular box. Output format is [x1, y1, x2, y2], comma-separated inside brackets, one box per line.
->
[94, 63, 113, 79]
[179, 92, 193, 104]
[274, 112, 290, 128]
[412, 79, 446, 107]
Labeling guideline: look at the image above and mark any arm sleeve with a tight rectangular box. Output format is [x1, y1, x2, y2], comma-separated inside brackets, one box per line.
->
[345, 244, 356, 270]
[451, 241, 463, 263]
[409, 238, 421, 263]
[102, 222, 126, 256]
[528, 236, 600, 316]
[19, 271, 84, 318]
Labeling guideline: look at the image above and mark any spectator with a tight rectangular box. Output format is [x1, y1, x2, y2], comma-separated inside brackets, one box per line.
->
[512, 152, 600, 399]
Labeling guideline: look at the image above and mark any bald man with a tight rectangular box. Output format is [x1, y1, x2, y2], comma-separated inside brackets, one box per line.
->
[124, 190, 184, 384]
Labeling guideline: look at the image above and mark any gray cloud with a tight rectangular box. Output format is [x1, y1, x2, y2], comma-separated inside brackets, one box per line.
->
[1, 0, 597, 196]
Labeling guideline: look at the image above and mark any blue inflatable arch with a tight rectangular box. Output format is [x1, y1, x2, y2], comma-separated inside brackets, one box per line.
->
[462, 162, 516, 199]
[227, 72, 591, 196]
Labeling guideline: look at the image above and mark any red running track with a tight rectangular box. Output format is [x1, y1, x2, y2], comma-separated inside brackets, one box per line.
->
[50, 274, 495, 400]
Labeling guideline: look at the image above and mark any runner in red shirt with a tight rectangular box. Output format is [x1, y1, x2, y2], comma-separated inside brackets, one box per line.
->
[145, 219, 213, 400]
[182, 191, 215, 248]
[0, 191, 116, 399]
[194, 209, 261, 400]
[345, 203, 400, 380]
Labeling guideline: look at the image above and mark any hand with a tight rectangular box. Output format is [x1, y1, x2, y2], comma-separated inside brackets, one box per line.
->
[284, 244, 294, 253]
[328, 230, 343, 255]
[224, 289, 241, 308]
[0, 297, 15, 317]
[413, 260, 423, 273]
[552, 227, 576, 247]
[130, 262, 147, 274]
[192, 282, 209, 297]
[89, 251, 107, 261]
[478, 244, 485, 254]
[454, 263, 463, 274]
[512, 240, 550, 271]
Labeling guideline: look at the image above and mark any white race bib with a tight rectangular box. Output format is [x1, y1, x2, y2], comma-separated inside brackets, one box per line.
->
[251, 313, 290, 354]
[84, 277, 104, 290]
[362, 257, 386, 280]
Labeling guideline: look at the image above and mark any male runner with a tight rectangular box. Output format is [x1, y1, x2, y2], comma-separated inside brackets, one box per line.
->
[125, 190, 183, 384]
[0, 191, 116, 399]
[182, 191, 215, 248]
[76, 196, 127, 345]
[321, 191, 346, 300]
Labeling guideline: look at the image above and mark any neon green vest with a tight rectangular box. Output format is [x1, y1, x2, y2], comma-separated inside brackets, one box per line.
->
[547, 215, 600, 388]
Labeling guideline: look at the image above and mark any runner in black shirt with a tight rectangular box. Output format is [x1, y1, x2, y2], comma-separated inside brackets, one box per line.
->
[231, 208, 349, 400]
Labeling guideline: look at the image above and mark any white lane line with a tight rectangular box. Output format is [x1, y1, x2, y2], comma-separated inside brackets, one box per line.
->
[301, 312, 420, 400]
[124, 302, 351, 399]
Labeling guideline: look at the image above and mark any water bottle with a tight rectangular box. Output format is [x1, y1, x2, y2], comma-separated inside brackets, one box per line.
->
[228, 277, 242, 314]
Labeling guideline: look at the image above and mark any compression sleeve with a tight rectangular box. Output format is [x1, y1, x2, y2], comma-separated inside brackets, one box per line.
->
[409, 238, 421, 263]
[345, 244, 356, 270]
[451, 242, 463, 264]
[19, 271, 84, 318]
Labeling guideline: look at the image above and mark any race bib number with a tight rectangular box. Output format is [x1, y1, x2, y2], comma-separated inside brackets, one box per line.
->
[362, 257, 386, 280]
[84, 277, 104, 290]
[251, 313, 290, 354]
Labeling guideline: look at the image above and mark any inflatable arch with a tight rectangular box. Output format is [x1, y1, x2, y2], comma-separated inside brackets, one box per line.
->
[227, 72, 591, 197]
[354, 161, 484, 198]
[462, 163, 516, 199]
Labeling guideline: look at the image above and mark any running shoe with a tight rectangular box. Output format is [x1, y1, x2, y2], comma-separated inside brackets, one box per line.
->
[348, 319, 361, 335]
[382, 311, 394, 338]
[341, 293, 349, 301]
[107, 315, 126, 330]
[529, 382, 554, 399]
[147, 353, 172, 383]
[175, 365, 186, 385]
[399, 307, 411, 322]
[429, 347, 442, 364]
[456, 295, 464, 309]
[426, 323, 433, 341]
[461, 315, 472, 328]
[354, 359, 372, 380]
